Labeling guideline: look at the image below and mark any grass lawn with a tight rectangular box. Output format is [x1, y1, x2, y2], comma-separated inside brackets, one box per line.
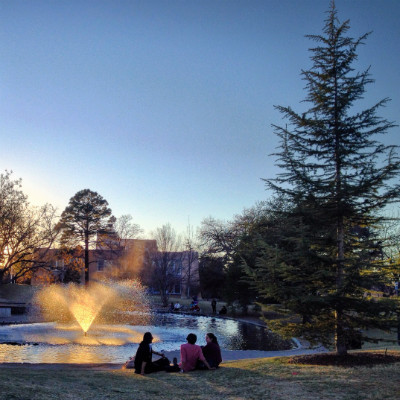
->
[0, 355, 399, 400]
[361, 328, 399, 351]
[149, 295, 224, 313]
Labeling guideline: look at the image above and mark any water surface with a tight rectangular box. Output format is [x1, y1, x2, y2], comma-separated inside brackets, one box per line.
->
[0, 313, 292, 363]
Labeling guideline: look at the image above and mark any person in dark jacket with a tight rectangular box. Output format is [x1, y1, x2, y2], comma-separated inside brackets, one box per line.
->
[211, 299, 217, 314]
[219, 305, 227, 315]
[201, 333, 222, 368]
[134, 332, 167, 375]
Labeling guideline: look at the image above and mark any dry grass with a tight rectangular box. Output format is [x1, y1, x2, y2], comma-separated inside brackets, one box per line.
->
[0, 353, 399, 400]
[361, 328, 399, 351]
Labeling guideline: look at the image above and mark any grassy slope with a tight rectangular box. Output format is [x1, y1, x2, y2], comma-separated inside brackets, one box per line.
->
[0, 356, 399, 400]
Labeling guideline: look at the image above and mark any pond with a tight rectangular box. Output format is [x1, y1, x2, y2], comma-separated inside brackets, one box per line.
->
[0, 312, 292, 364]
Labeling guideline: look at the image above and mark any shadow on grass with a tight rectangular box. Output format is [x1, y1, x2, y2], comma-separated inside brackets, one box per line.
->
[1, 356, 400, 400]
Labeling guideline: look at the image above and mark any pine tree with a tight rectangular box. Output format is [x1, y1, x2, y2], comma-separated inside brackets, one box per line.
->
[59, 189, 113, 285]
[258, 3, 400, 355]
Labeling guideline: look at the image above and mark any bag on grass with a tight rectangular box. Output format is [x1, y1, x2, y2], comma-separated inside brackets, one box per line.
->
[122, 357, 135, 369]
[152, 357, 171, 370]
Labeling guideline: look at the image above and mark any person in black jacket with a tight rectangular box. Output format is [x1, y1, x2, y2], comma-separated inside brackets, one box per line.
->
[211, 299, 217, 314]
[134, 332, 168, 375]
[201, 333, 222, 368]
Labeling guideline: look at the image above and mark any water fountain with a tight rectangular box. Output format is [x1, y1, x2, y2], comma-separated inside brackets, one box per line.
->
[33, 278, 150, 336]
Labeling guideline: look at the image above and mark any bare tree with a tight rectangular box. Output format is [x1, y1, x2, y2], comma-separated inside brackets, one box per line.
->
[0, 171, 59, 283]
[182, 223, 199, 298]
[199, 203, 268, 265]
[198, 217, 238, 264]
[114, 214, 143, 245]
[380, 215, 400, 287]
[148, 224, 182, 306]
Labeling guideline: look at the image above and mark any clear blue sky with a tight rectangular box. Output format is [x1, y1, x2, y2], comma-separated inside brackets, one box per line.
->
[1, 0, 399, 236]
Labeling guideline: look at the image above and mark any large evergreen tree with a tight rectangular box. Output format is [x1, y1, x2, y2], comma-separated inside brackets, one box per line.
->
[253, 3, 400, 355]
[59, 189, 113, 285]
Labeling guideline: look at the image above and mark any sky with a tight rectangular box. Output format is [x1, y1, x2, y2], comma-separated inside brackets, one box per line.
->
[1, 0, 399, 237]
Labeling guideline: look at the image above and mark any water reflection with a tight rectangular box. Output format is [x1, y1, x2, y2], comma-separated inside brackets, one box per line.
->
[0, 313, 291, 364]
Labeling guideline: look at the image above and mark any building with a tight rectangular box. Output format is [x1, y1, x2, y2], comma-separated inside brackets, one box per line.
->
[31, 247, 84, 285]
[31, 238, 199, 298]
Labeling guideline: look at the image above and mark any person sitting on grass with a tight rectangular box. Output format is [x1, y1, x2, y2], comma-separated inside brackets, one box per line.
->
[133, 332, 169, 375]
[190, 301, 200, 312]
[180, 333, 214, 372]
[201, 333, 222, 368]
[219, 305, 227, 315]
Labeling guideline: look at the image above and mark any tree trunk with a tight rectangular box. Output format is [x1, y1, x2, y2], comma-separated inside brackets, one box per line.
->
[335, 309, 347, 355]
[335, 219, 347, 355]
[334, 75, 347, 355]
[161, 290, 169, 307]
[85, 231, 89, 286]
[397, 311, 400, 346]
[187, 262, 191, 299]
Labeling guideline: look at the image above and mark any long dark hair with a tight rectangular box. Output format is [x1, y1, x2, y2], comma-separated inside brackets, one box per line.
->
[143, 332, 153, 344]
[207, 333, 219, 345]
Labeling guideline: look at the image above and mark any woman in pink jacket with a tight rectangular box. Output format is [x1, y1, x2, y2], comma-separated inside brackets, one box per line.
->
[180, 333, 214, 372]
